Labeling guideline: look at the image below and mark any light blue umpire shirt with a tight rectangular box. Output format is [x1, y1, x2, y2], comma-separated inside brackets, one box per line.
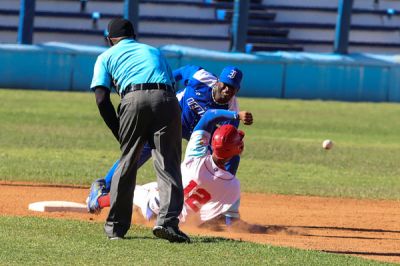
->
[90, 38, 174, 95]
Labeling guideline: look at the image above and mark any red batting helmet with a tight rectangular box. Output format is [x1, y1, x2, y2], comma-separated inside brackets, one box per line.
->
[211, 125, 245, 160]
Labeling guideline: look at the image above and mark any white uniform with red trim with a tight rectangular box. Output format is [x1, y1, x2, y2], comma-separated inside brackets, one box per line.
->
[133, 129, 241, 226]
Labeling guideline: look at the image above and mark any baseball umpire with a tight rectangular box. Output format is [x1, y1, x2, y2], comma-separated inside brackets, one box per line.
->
[90, 18, 189, 242]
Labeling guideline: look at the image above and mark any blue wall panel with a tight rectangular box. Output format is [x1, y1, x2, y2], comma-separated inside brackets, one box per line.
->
[236, 62, 283, 98]
[285, 64, 357, 100]
[359, 66, 389, 102]
[0, 43, 399, 103]
[39, 42, 105, 92]
[388, 66, 400, 102]
[161, 50, 182, 71]
[285, 63, 389, 102]
[71, 53, 97, 92]
[0, 46, 72, 91]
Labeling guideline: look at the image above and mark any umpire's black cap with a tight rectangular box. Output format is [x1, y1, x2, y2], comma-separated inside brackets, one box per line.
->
[107, 18, 135, 38]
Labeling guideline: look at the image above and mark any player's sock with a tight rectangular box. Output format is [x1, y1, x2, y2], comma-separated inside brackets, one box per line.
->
[98, 194, 110, 208]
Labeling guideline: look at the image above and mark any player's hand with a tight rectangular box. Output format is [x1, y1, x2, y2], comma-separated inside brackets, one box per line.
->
[238, 111, 253, 125]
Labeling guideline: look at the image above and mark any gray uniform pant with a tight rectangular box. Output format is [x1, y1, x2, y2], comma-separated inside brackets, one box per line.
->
[104, 89, 183, 238]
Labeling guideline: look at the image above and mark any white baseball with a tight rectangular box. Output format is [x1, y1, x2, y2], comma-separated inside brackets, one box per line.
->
[322, 139, 333, 149]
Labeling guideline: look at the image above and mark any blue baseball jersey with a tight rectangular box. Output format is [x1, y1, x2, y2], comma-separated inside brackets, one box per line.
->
[174, 66, 239, 140]
[173, 65, 202, 87]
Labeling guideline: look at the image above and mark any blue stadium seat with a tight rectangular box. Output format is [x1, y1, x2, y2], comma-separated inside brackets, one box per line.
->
[1, 0, 400, 53]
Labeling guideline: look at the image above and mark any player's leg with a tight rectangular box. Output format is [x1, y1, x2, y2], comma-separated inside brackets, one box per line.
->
[87, 178, 107, 213]
[86, 160, 118, 213]
[104, 91, 150, 239]
[133, 184, 150, 219]
[104, 159, 120, 191]
[133, 182, 159, 220]
[86, 159, 119, 213]
[104, 143, 152, 190]
[91, 182, 160, 220]
[87, 141, 153, 213]
[151, 93, 183, 228]
[149, 90, 189, 243]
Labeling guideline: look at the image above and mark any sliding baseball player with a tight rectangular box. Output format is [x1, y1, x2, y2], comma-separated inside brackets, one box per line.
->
[94, 108, 253, 227]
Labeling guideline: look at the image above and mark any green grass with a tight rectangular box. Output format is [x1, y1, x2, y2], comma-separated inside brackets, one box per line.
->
[239, 98, 400, 199]
[0, 89, 398, 265]
[1, 89, 400, 199]
[0, 216, 389, 266]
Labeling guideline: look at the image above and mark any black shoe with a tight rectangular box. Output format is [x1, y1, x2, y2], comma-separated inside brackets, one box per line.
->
[152, 225, 190, 243]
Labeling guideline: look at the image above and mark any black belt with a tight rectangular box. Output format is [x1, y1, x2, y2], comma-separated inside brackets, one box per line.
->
[121, 83, 173, 98]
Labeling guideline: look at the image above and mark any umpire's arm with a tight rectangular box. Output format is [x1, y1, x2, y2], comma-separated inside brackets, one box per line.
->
[94, 86, 119, 142]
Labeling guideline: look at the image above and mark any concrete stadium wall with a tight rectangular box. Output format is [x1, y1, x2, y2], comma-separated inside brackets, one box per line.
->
[1, 42, 400, 102]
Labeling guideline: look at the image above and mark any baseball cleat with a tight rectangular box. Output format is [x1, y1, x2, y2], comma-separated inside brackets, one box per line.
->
[87, 178, 106, 214]
[152, 225, 190, 243]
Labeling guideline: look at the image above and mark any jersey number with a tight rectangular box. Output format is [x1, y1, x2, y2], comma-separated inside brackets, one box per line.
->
[184, 180, 211, 212]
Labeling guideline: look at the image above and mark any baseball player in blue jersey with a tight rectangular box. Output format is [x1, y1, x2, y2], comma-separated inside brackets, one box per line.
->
[88, 64, 245, 214]
[174, 65, 241, 140]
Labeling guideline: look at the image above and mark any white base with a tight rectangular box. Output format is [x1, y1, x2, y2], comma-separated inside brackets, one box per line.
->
[28, 201, 87, 213]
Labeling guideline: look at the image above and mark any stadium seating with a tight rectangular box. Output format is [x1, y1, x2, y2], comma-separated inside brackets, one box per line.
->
[0, 0, 231, 50]
[262, 0, 400, 53]
[0, 0, 400, 53]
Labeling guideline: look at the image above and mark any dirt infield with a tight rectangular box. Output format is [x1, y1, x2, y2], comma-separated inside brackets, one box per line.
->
[0, 182, 399, 264]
